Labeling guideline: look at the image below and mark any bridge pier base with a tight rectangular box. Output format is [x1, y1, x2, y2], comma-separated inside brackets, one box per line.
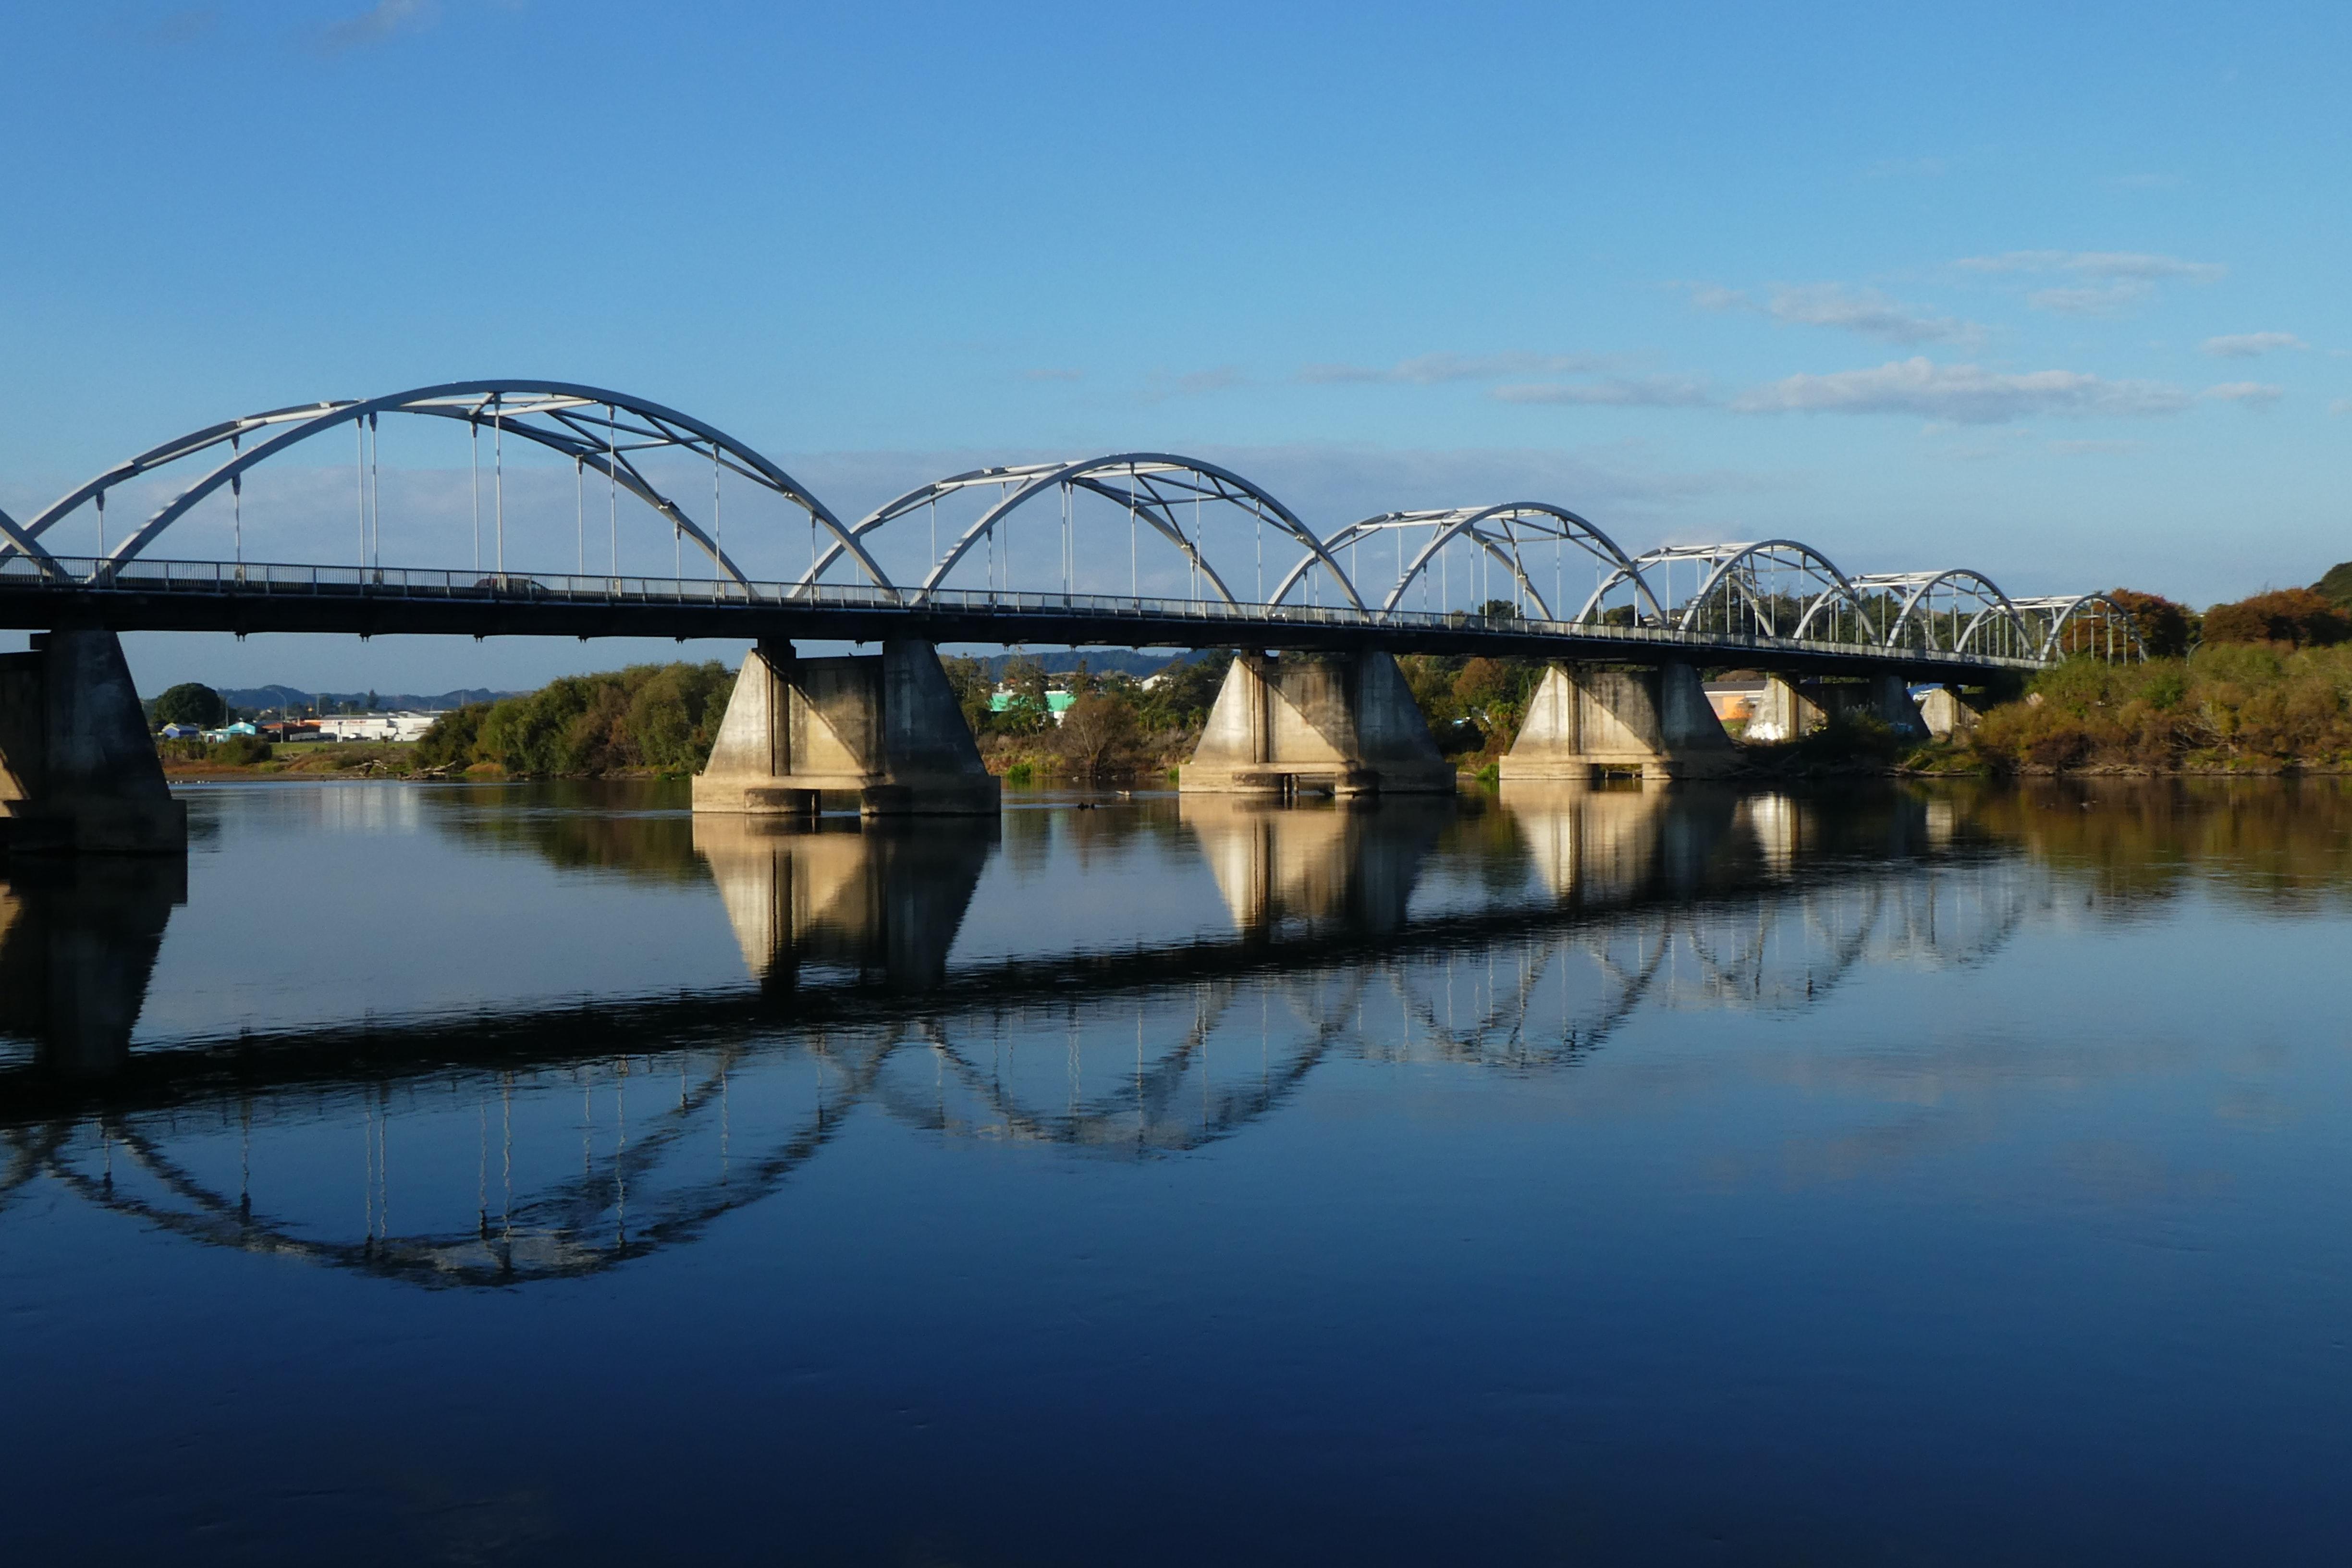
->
[1917, 684, 1986, 739]
[693, 637, 1000, 818]
[0, 629, 188, 856]
[1500, 662, 1737, 783]
[1179, 650, 1454, 796]
[1748, 674, 1929, 744]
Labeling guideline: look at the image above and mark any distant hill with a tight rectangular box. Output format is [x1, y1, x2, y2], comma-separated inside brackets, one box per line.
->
[2315, 562, 2352, 609]
[218, 685, 515, 715]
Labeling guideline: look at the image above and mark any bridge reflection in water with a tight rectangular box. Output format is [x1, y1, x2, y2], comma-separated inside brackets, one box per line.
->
[0, 785, 2054, 1289]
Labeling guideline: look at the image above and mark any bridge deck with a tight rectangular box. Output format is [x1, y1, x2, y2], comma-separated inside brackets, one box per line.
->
[0, 555, 2042, 678]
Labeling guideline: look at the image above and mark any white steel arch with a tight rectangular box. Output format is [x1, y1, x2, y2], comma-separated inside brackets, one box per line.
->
[1274, 503, 1665, 624]
[1850, 568, 2035, 660]
[799, 454, 1363, 609]
[2011, 592, 2148, 662]
[4, 381, 895, 596]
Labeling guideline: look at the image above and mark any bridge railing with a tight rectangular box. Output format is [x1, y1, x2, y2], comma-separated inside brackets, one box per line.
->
[0, 554, 2045, 670]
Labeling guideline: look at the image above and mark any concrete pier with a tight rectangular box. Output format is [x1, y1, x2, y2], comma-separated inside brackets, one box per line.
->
[1500, 662, 1737, 783]
[1916, 684, 1986, 739]
[0, 628, 188, 855]
[1180, 650, 1454, 796]
[694, 637, 1000, 817]
[1746, 674, 1928, 744]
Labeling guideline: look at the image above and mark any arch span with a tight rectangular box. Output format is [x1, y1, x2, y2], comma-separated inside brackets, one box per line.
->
[3, 381, 894, 596]
[1620, 540, 1874, 644]
[2011, 591, 2148, 662]
[799, 455, 1363, 609]
[1850, 568, 2034, 659]
[1276, 503, 1664, 624]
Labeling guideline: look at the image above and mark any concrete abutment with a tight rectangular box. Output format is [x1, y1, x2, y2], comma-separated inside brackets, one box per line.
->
[1179, 650, 1454, 796]
[0, 628, 188, 856]
[693, 637, 1000, 818]
[1745, 674, 1929, 744]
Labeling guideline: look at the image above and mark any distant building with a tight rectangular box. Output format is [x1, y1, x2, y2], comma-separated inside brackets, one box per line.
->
[989, 689, 1077, 724]
[199, 721, 262, 741]
[158, 723, 203, 740]
[1703, 680, 1768, 724]
[314, 711, 443, 742]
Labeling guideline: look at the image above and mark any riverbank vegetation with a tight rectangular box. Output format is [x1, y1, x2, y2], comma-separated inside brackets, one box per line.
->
[412, 662, 735, 776]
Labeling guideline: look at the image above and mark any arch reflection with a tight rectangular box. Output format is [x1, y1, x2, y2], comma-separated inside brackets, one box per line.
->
[0, 781, 2099, 1289]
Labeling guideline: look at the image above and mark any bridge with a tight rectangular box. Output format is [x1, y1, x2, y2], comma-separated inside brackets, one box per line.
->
[0, 380, 2144, 847]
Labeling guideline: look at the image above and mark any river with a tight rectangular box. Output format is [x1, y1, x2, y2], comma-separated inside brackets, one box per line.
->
[4, 777, 2349, 1564]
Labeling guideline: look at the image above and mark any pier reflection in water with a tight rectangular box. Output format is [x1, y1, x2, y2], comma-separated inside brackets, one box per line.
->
[7, 778, 2352, 1564]
[1, 783, 2048, 1285]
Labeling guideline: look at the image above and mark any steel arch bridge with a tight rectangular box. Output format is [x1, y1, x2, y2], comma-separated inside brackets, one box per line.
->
[0, 381, 2142, 672]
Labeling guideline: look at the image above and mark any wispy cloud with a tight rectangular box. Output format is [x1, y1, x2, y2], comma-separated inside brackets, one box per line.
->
[1956, 250, 2226, 282]
[2332, 399, 2352, 416]
[1695, 282, 1980, 345]
[1021, 368, 1084, 382]
[315, 0, 437, 54]
[1298, 352, 1607, 385]
[1492, 376, 1712, 408]
[2028, 281, 2156, 317]
[2201, 332, 2305, 358]
[1734, 356, 2192, 423]
[1140, 365, 1248, 403]
[2204, 381, 2284, 408]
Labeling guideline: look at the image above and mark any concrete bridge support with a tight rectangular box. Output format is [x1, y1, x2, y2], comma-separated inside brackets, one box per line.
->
[0, 629, 188, 855]
[1501, 662, 1737, 783]
[1180, 650, 1454, 796]
[1917, 685, 1986, 739]
[1746, 674, 1928, 744]
[693, 637, 1000, 818]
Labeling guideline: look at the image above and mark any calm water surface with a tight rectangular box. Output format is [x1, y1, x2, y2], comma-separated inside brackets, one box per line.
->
[4, 777, 2351, 1564]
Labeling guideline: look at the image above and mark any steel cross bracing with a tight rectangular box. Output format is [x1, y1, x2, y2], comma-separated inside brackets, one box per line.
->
[0, 381, 2145, 669]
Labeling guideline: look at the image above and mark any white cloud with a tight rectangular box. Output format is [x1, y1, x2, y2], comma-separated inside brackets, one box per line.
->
[1764, 283, 1979, 344]
[1689, 282, 1977, 344]
[1492, 376, 1712, 408]
[1734, 357, 2193, 423]
[316, 0, 437, 53]
[2028, 281, 2157, 317]
[1298, 352, 1607, 385]
[1956, 250, 2226, 282]
[2201, 332, 2306, 358]
[2333, 399, 2352, 416]
[2203, 381, 2284, 407]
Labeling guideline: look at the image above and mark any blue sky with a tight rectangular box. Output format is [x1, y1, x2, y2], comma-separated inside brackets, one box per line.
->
[3, 1, 2346, 692]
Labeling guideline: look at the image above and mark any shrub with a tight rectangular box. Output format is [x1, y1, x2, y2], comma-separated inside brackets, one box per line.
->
[2203, 588, 2349, 649]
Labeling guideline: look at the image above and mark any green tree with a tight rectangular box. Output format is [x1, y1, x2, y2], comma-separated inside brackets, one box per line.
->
[940, 655, 996, 732]
[999, 653, 1051, 734]
[152, 682, 226, 728]
[2105, 588, 2194, 658]
[1136, 651, 1230, 731]
[1055, 690, 1140, 778]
